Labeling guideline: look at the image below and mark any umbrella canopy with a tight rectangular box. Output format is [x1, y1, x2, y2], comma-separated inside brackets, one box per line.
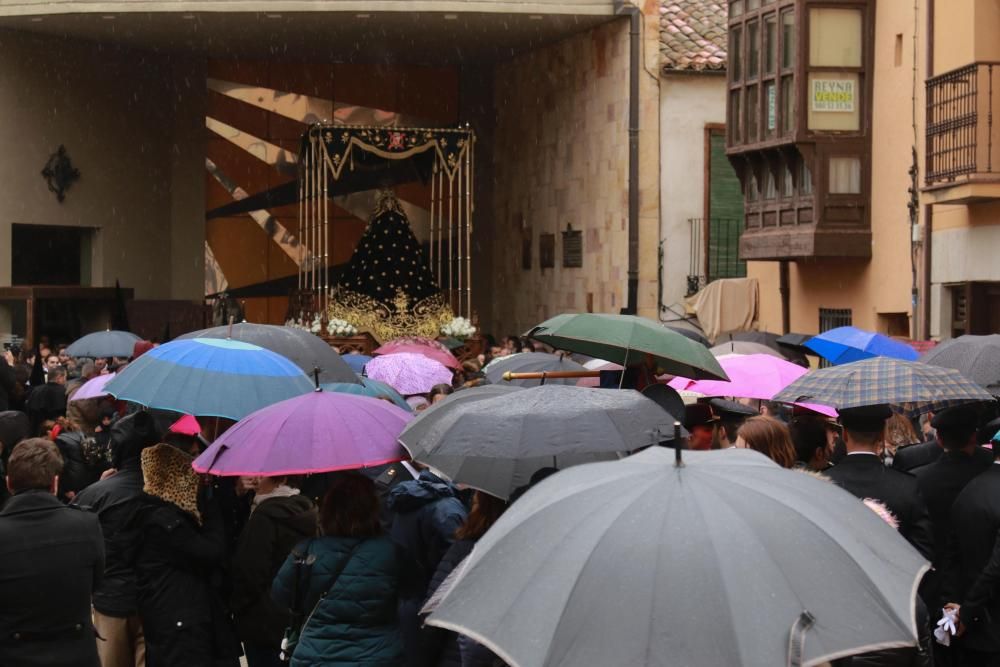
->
[375, 337, 461, 369]
[193, 391, 412, 476]
[321, 377, 412, 412]
[399, 384, 679, 499]
[65, 330, 141, 359]
[663, 324, 710, 348]
[525, 314, 727, 381]
[710, 341, 786, 359]
[805, 327, 919, 365]
[69, 373, 116, 402]
[920, 334, 1000, 395]
[105, 338, 314, 421]
[426, 448, 928, 667]
[169, 414, 202, 436]
[773, 357, 994, 416]
[717, 331, 810, 365]
[342, 354, 372, 374]
[669, 353, 808, 401]
[366, 352, 454, 396]
[484, 352, 587, 387]
[179, 322, 358, 384]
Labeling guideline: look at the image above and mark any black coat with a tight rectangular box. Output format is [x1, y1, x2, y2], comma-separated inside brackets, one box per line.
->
[130, 494, 231, 667]
[25, 381, 66, 432]
[55, 430, 111, 502]
[0, 490, 104, 667]
[0, 357, 14, 412]
[230, 493, 317, 648]
[892, 441, 942, 473]
[944, 464, 1000, 654]
[824, 453, 935, 560]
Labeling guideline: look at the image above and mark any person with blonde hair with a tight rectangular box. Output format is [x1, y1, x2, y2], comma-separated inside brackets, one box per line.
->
[734, 415, 797, 468]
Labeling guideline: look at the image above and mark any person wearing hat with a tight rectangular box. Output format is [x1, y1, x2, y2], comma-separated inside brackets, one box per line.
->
[684, 403, 718, 451]
[914, 403, 994, 609]
[709, 399, 757, 449]
[823, 405, 934, 561]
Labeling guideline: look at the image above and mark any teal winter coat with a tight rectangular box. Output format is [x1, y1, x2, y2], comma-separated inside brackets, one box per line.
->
[271, 534, 403, 666]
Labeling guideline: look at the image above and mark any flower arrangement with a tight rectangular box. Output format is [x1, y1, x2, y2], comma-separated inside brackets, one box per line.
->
[327, 318, 358, 337]
[441, 316, 476, 340]
[284, 317, 308, 331]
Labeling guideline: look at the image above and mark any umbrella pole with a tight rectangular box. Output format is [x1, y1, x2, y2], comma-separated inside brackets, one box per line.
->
[674, 421, 685, 467]
[501, 371, 602, 381]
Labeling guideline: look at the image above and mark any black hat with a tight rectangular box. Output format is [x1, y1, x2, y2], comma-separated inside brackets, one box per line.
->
[932, 403, 983, 432]
[684, 403, 719, 429]
[642, 384, 686, 424]
[709, 398, 757, 422]
[839, 404, 893, 432]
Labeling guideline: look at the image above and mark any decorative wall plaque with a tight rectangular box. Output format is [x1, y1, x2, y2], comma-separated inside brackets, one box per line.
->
[41, 145, 80, 203]
[539, 233, 555, 269]
[562, 224, 583, 268]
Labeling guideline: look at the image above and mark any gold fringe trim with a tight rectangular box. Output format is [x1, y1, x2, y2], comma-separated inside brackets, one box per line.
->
[327, 288, 454, 344]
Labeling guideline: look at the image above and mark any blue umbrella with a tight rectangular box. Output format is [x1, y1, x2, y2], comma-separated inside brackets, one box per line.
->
[342, 354, 372, 373]
[805, 327, 919, 365]
[105, 338, 314, 420]
[321, 377, 412, 412]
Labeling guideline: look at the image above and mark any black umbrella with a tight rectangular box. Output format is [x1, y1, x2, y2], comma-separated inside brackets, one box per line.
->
[777, 333, 817, 357]
[921, 334, 1000, 395]
[664, 324, 710, 348]
[717, 331, 810, 366]
[178, 323, 358, 385]
[484, 352, 587, 387]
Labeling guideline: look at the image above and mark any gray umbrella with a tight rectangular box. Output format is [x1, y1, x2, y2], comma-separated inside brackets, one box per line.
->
[66, 330, 141, 359]
[920, 334, 1000, 395]
[179, 323, 358, 384]
[484, 352, 587, 387]
[399, 385, 680, 499]
[427, 448, 928, 667]
[710, 340, 786, 359]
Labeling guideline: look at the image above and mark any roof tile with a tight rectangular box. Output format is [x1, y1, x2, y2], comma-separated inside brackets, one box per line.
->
[659, 0, 728, 73]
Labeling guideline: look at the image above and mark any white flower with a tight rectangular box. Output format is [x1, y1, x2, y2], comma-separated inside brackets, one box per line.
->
[441, 316, 476, 339]
[326, 318, 358, 337]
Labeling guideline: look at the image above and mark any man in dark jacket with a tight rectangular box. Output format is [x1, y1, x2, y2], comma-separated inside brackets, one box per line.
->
[74, 411, 161, 667]
[25, 365, 67, 434]
[943, 456, 1000, 665]
[0, 352, 15, 412]
[824, 405, 934, 560]
[915, 404, 993, 606]
[893, 439, 942, 473]
[0, 410, 30, 508]
[387, 468, 468, 667]
[0, 437, 105, 667]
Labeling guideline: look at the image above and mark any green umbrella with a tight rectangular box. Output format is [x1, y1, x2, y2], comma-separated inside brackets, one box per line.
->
[525, 313, 727, 381]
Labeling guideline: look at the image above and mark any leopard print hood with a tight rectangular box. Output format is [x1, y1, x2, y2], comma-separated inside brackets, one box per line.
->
[141, 443, 201, 524]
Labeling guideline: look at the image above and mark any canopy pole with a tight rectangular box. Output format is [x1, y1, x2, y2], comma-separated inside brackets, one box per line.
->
[465, 135, 474, 320]
[502, 370, 601, 381]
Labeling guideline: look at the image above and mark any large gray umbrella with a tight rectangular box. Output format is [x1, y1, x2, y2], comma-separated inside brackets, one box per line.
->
[920, 334, 1000, 395]
[710, 340, 786, 359]
[426, 448, 929, 667]
[484, 352, 587, 387]
[399, 385, 680, 499]
[66, 330, 141, 359]
[179, 323, 358, 384]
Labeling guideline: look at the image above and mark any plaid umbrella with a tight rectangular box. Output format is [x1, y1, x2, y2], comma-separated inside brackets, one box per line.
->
[920, 334, 1000, 395]
[773, 357, 994, 416]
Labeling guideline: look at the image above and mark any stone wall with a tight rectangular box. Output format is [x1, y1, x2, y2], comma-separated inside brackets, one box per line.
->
[490, 14, 659, 333]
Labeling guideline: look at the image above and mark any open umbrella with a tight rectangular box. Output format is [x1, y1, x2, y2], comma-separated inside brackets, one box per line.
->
[105, 338, 314, 421]
[375, 337, 461, 370]
[321, 377, 411, 412]
[484, 352, 587, 387]
[525, 313, 727, 381]
[774, 357, 994, 416]
[663, 324, 710, 348]
[426, 448, 928, 667]
[805, 327, 919, 365]
[66, 330, 141, 359]
[400, 384, 680, 499]
[710, 341, 786, 359]
[179, 322, 358, 384]
[669, 353, 807, 401]
[365, 352, 453, 396]
[69, 373, 116, 402]
[342, 353, 372, 374]
[717, 331, 810, 365]
[193, 391, 412, 476]
[920, 334, 1000, 395]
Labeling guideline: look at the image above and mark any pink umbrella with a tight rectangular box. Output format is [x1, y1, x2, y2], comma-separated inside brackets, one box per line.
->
[366, 352, 455, 396]
[69, 373, 116, 402]
[375, 337, 461, 369]
[668, 354, 807, 401]
[169, 414, 202, 436]
[193, 391, 412, 476]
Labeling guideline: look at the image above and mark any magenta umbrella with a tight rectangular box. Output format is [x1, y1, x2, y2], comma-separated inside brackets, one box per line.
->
[69, 373, 116, 402]
[366, 352, 454, 396]
[375, 338, 460, 369]
[192, 390, 413, 477]
[668, 354, 807, 401]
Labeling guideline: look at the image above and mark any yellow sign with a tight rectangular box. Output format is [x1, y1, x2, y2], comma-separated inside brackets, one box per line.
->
[811, 79, 855, 112]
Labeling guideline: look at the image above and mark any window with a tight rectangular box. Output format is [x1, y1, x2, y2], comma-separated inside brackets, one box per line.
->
[765, 81, 777, 135]
[747, 20, 760, 79]
[746, 85, 759, 142]
[819, 308, 853, 367]
[748, 0, 760, 10]
[12, 224, 92, 286]
[829, 156, 862, 193]
[780, 75, 795, 134]
[782, 163, 794, 197]
[781, 10, 795, 69]
[730, 90, 742, 143]
[800, 160, 813, 195]
[730, 0, 744, 18]
[730, 26, 743, 81]
[764, 14, 778, 75]
[747, 173, 759, 201]
[807, 8, 864, 132]
[809, 8, 862, 67]
[808, 72, 860, 131]
[763, 170, 777, 199]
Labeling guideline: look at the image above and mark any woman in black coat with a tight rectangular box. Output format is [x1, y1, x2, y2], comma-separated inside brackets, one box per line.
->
[130, 443, 237, 667]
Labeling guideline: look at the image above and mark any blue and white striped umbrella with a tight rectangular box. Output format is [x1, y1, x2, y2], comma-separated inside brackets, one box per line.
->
[105, 338, 314, 420]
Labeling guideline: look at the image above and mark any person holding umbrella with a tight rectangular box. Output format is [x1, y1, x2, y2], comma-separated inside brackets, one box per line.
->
[823, 405, 934, 561]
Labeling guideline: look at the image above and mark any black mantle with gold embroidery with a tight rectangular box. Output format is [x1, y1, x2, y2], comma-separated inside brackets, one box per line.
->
[327, 192, 453, 342]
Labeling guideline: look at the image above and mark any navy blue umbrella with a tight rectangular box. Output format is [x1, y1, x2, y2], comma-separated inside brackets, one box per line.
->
[105, 338, 314, 420]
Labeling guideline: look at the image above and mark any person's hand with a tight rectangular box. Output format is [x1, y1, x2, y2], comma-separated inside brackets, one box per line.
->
[2, 349, 14, 366]
[100, 468, 117, 481]
[944, 603, 966, 637]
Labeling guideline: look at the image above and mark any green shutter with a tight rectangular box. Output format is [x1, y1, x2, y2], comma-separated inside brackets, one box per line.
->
[708, 132, 746, 281]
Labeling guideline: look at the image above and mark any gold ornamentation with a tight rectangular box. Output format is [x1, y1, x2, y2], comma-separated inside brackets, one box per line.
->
[327, 287, 454, 343]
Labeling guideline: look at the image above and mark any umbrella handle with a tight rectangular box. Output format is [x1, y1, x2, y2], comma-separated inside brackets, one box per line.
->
[787, 611, 816, 667]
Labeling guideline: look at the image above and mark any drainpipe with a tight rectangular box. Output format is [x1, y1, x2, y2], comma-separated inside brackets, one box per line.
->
[616, 1, 641, 315]
[779, 260, 790, 334]
[921, 0, 934, 339]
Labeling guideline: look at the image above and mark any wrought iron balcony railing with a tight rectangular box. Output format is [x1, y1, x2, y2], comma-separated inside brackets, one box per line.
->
[926, 62, 1000, 185]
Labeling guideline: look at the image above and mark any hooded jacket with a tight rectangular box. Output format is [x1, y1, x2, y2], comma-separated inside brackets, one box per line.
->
[73, 411, 160, 617]
[231, 492, 317, 647]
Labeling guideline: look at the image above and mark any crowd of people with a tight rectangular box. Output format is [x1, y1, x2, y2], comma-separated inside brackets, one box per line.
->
[2, 332, 1000, 667]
